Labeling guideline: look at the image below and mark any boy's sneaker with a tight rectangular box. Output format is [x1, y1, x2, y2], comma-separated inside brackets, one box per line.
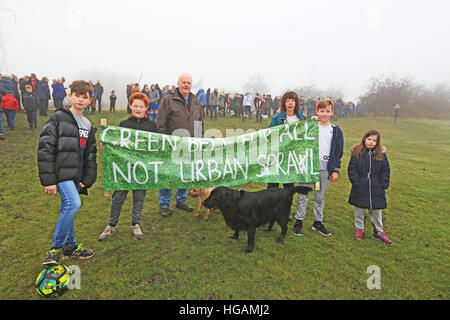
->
[312, 221, 332, 236]
[43, 248, 63, 265]
[98, 225, 116, 241]
[131, 224, 144, 240]
[0, 133, 4, 140]
[355, 229, 364, 240]
[374, 231, 393, 245]
[63, 244, 95, 260]
[293, 220, 303, 236]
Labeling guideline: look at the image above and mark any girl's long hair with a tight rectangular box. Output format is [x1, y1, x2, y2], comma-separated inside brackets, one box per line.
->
[352, 129, 384, 161]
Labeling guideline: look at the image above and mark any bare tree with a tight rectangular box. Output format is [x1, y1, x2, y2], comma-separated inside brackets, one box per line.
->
[242, 74, 270, 95]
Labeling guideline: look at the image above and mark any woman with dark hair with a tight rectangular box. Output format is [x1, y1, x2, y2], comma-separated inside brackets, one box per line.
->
[268, 91, 305, 127]
[267, 91, 306, 192]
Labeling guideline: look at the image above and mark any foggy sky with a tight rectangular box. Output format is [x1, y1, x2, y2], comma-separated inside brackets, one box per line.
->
[1, 0, 450, 103]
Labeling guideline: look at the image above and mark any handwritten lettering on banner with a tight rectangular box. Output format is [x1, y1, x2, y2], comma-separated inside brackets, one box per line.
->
[100, 120, 320, 190]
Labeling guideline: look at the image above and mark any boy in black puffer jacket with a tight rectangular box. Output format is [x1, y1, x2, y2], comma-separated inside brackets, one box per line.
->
[98, 92, 159, 241]
[38, 80, 97, 265]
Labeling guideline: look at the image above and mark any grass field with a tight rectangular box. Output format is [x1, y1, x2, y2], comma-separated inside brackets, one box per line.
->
[0, 110, 449, 300]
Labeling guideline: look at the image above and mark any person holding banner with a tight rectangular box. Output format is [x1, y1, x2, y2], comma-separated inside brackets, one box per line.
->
[267, 91, 306, 191]
[99, 92, 160, 241]
[293, 98, 344, 237]
[155, 72, 204, 217]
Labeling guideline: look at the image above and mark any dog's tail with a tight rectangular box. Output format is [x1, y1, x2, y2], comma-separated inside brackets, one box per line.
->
[293, 186, 312, 195]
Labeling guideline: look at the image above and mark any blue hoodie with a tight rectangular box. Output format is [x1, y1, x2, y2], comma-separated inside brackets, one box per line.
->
[52, 83, 66, 100]
[197, 89, 207, 106]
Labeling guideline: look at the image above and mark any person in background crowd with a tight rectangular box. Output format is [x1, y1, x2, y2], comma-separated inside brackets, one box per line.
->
[307, 97, 316, 119]
[30, 73, 39, 93]
[218, 91, 225, 117]
[11, 75, 21, 111]
[94, 80, 104, 113]
[197, 88, 207, 117]
[148, 84, 160, 121]
[142, 84, 150, 98]
[255, 94, 264, 123]
[393, 104, 400, 124]
[126, 82, 133, 113]
[356, 101, 364, 118]
[334, 98, 343, 121]
[273, 95, 281, 115]
[243, 92, 253, 120]
[52, 79, 66, 110]
[209, 88, 219, 120]
[110, 90, 117, 113]
[206, 88, 211, 118]
[37, 76, 51, 116]
[88, 80, 97, 113]
[155, 83, 163, 105]
[19, 75, 32, 111]
[1, 91, 19, 129]
[23, 84, 40, 130]
[225, 92, 231, 114]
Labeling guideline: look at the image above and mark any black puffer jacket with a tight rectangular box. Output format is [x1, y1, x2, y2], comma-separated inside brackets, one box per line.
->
[38, 109, 97, 192]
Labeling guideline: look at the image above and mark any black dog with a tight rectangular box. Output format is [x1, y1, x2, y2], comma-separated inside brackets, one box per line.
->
[202, 186, 311, 253]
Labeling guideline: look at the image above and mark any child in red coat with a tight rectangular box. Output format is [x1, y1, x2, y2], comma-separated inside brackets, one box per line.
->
[1, 93, 19, 129]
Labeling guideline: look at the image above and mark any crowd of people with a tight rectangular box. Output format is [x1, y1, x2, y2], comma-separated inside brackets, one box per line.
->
[1, 71, 373, 141]
[0, 73, 107, 139]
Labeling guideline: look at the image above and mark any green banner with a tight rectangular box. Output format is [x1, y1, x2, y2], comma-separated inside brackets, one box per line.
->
[100, 120, 320, 190]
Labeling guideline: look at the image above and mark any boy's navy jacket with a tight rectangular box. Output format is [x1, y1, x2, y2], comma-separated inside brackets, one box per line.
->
[347, 146, 390, 210]
[269, 116, 343, 177]
[22, 92, 40, 112]
[119, 115, 160, 133]
[327, 123, 344, 177]
[38, 108, 97, 194]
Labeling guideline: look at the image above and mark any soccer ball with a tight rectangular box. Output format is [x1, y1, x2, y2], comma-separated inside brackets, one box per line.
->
[35, 264, 70, 297]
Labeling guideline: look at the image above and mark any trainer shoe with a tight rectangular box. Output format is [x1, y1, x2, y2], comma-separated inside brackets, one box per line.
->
[312, 221, 332, 236]
[98, 225, 116, 241]
[160, 207, 172, 217]
[355, 229, 364, 240]
[176, 203, 193, 212]
[43, 248, 63, 265]
[374, 231, 393, 245]
[293, 220, 303, 236]
[131, 224, 144, 240]
[0, 133, 5, 140]
[63, 244, 95, 260]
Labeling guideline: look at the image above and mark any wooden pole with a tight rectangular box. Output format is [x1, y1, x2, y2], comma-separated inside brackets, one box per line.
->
[100, 118, 109, 198]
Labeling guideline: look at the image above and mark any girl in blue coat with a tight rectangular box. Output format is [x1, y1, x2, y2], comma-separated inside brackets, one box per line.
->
[348, 129, 393, 244]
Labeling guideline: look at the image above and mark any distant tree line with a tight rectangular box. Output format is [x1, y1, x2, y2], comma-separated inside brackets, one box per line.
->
[360, 75, 450, 119]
